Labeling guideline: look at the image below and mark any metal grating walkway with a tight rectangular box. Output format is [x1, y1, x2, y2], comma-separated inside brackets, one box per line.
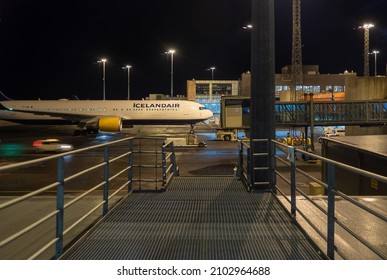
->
[64, 177, 323, 260]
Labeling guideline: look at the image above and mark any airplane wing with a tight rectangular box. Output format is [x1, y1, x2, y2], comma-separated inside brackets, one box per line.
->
[11, 109, 88, 120]
[1, 104, 125, 122]
[0, 103, 125, 131]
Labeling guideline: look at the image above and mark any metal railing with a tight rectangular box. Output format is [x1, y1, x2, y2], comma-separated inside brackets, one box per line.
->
[238, 139, 387, 260]
[237, 138, 272, 190]
[131, 138, 179, 191]
[162, 140, 179, 186]
[237, 140, 251, 188]
[0, 137, 178, 260]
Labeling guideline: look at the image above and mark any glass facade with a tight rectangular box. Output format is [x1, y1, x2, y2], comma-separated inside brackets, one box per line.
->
[303, 85, 321, 93]
[326, 85, 345, 92]
[196, 97, 221, 115]
[196, 84, 209, 95]
[194, 81, 238, 116]
[212, 83, 233, 95]
[275, 85, 344, 95]
[196, 83, 234, 97]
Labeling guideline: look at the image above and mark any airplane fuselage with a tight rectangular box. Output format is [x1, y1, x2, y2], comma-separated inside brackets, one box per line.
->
[0, 99, 213, 132]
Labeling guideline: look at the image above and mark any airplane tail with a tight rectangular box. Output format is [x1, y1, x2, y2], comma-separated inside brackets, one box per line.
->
[0, 90, 12, 101]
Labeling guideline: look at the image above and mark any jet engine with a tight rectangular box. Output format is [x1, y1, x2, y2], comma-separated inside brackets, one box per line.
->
[98, 117, 122, 132]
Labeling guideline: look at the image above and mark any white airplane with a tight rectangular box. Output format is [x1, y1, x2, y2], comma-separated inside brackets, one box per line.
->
[0, 92, 213, 134]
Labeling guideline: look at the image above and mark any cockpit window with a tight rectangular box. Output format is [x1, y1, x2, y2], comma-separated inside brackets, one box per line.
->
[199, 106, 208, 110]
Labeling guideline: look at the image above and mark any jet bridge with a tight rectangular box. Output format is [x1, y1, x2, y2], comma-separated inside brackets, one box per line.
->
[219, 96, 387, 128]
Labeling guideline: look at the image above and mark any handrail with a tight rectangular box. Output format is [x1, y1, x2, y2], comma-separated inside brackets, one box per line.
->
[238, 138, 387, 260]
[0, 182, 59, 210]
[275, 140, 387, 184]
[0, 137, 135, 173]
[273, 140, 387, 259]
[162, 140, 179, 186]
[0, 136, 179, 260]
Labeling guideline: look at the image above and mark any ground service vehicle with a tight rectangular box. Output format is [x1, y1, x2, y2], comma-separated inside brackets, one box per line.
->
[33, 139, 73, 153]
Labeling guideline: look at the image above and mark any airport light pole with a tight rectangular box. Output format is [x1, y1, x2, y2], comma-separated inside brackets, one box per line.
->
[369, 50, 379, 76]
[359, 23, 374, 77]
[206, 67, 216, 80]
[122, 65, 132, 100]
[97, 58, 107, 100]
[165, 49, 175, 99]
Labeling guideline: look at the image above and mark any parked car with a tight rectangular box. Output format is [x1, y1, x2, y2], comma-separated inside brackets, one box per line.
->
[318, 133, 341, 143]
[32, 139, 73, 153]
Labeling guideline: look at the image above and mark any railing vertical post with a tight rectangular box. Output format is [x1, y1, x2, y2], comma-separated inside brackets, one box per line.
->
[237, 141, 243, 178]
[162, 144, 167, 186]
[327, 163, 336, 259]
[55, 156, 65, 259]
[103, 146, 109, 216]
[155, 140, 158, 190]
[288, 146, 297, 219]
[170, 142, 178, 176]
[128, 138, 133, 193]
[246, 147, 251, 189]
[138, 139, 142, 190]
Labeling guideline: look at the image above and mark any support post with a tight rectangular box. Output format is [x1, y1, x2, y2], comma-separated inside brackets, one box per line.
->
[327, 163, 336, 259]
[103, 146, 109, 216]
[55, 157, 65, 259]
[309, 92, 315, 152]
[251, 0, 275, 190]
[288, 146, 297, 220]
[128, 139, 133, 193]
[162, 146, 167, 186]
[237, 141, 243, 179]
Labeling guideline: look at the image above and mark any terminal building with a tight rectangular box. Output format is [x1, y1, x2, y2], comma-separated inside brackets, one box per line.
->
[186, 79, 239, 119]
[187, 65, 355, 102]
[186, 65, 387, 135]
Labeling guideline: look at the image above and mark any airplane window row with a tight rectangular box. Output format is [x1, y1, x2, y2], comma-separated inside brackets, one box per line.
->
[23, 107, 179, 112]
[131, 108, 179, 111]
[25, 108, 108, 112]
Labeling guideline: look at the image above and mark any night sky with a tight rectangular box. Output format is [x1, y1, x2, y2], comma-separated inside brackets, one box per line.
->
[0, 0, 386, 100]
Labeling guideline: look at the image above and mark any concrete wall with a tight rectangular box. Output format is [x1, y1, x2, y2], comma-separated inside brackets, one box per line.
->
[186, 80, 196, 101]
[346, 126, 387, 135]
[345, 76, 387, 100]
[241, 72, 251, 97]
[345, 76, 387, 135]
[322, 136, 387, 195]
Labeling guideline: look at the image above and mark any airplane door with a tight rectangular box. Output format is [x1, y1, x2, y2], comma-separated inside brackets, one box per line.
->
[183, 106, 189, 115]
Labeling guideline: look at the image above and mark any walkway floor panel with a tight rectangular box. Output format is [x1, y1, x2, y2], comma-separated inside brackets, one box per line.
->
[65, 177, 323, 260]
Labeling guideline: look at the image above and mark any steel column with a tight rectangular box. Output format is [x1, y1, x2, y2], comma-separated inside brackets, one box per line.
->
[251, 0, 275, 190]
